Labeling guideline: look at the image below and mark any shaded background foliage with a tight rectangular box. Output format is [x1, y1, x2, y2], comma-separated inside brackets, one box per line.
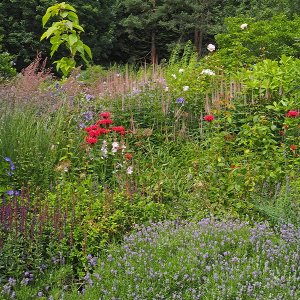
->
[2, 0, 300, 72]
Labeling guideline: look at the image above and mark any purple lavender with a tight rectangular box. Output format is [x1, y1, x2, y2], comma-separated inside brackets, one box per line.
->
[73, 219, 300, 299]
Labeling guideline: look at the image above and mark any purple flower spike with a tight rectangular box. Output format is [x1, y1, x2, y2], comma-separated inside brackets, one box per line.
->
[10, 162, 15, 171]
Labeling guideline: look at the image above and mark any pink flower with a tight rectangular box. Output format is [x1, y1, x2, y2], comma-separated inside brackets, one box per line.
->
[204, 114, 214, 122]
[286, 110, 299, 118]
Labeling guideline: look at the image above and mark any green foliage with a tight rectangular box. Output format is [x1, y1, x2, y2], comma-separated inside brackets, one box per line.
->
[214, 15, 300, 70]
[41, 2, 92, 76]
[0, 53, 17, 81]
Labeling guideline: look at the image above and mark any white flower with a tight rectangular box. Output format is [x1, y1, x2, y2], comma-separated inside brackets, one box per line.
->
[112, 141, 119, 154]
[171, 74, 177, 79]
[183, 86, 189, 91]
[165, 86, 169, 92]
[240, 23, 248, 30]
[207, 44, 216, 52]
[179, 68, 184, 74]
[127, 166, 133, 175]
[101, 140, 108, 157]
[120, 143, 126, 154]
[201, 69, 216, 76]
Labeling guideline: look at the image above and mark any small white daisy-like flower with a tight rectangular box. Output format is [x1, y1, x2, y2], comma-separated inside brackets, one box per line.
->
[240, 23, 248, 29]
[179, 68, 184, 74]
[165, 86, 169, 92]
[183, 85, 189, 91]
[207, 44, 216, 52]
[171, 74, 177, 79]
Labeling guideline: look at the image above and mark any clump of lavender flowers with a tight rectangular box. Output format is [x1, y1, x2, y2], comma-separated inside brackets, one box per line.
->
[68, 219, 300, 300]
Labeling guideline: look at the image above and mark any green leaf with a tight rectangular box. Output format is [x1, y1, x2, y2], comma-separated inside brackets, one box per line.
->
[67, 12, 79, 24]
[64, 4, 77, 12]
[68, 34, 78, 46]
[50, 41, 63, 57]
[83, 44, 92, 59]
[42, 13, 51, 27]
[73, 24, 84, 32]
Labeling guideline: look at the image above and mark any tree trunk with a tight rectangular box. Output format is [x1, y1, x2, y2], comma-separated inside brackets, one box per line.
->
[194, 29, 203, 56]
[151, 31, 157, 65]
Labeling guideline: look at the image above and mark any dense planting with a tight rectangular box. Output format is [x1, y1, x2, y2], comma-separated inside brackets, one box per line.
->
[0, 6, 300, 298]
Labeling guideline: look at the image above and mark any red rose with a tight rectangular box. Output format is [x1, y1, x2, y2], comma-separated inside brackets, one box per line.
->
[100, 112, 111, 119]
[204, 114, 214, 122]
[286, 110, 299, 118]
[86, 136, 98, 144]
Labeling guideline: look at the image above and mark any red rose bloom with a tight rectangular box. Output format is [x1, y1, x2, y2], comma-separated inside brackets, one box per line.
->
[100, 112, 111, 119]
[86, 136, 98, 144]
[286, 110, 299, 118]
[204, 114, 214, 122]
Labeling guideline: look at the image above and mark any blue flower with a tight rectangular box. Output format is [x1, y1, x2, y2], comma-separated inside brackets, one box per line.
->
[6, 190, 21, 197]
[4, 157, 15, 171]
[6, 190, 14, 196]
[85, 94, 94, 101]
[10, 162, 15, 171]
[176, 97, 185, 104]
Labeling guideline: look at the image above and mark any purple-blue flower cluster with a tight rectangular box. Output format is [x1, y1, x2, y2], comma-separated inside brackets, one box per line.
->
[75, 219, 300, 299]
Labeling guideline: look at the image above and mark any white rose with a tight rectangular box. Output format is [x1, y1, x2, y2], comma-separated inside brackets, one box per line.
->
[201, 69, 215, 76]
[207, 44, 216, 52]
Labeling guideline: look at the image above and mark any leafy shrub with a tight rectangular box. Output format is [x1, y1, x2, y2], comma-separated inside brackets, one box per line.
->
[0, 52, 16, 81]
[214, 15, 300, 70]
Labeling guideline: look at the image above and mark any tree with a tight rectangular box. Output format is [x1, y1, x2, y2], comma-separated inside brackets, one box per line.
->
[117, 0, 166, 64]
